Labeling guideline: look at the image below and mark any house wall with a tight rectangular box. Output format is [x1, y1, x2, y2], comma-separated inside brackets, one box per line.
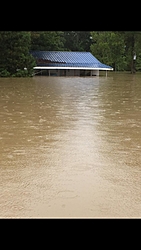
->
[74, 69, 80, 76]
[58, 69, 80, 76]
[49, 69, 59, 76]
[66, 69, 74, 76]
[34, 68, 100, 77]
[91, 70, 99, 76]
[66, 69, 78, 76]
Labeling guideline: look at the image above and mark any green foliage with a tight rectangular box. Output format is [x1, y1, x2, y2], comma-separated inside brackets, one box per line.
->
[1, 31, 141, 77]
[0, 69, 10, 77]
[90, 31, 126, 71]
[63, 31, 92, 51]
[124, 31, 141, 71]
[135, 53, 141, 71]
[30, 31, 65, 51]
[90, 31, 141, 72]
[0, 31, 36, 77]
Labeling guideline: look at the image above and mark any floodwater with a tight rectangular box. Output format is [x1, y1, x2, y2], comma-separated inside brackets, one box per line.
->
[1, 72, 141, 218]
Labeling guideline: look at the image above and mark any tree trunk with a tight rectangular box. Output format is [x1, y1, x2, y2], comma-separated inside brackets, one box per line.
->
[131, 34, 136, 74]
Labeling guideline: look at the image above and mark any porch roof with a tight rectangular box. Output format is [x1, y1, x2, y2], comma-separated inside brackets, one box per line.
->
[31, 51, 113, 71]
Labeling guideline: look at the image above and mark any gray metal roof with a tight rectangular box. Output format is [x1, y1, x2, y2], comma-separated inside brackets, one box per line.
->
[30, 51, 113, 70]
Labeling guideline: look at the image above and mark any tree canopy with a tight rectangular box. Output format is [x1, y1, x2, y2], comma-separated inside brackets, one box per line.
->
[30, 31, 65, 51]
[0, 31, 141, 77]
[0, 31, 36, 77]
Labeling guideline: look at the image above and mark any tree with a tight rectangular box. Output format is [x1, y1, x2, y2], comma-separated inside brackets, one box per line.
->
[30, 31, 65, 51]
[63, 31, 92, 51]
[0, 31, 36, 77]
[90, 31, 126, 71]
[123, 31, 141, 73]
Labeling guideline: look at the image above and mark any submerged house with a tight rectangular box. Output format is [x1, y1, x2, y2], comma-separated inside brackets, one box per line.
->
[30, 51, 113, 76]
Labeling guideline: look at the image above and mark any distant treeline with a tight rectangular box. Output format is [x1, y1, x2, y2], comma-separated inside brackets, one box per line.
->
[0, 31, 141, 76]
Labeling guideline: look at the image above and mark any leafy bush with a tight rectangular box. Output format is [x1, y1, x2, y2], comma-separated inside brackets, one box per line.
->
[0, 69, 10, 77]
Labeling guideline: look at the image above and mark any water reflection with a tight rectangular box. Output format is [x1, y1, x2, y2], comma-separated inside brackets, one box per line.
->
[1, 73, 141, 218]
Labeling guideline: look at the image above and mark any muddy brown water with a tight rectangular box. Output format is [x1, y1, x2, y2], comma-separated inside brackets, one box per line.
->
[1, 72, 141, 218]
